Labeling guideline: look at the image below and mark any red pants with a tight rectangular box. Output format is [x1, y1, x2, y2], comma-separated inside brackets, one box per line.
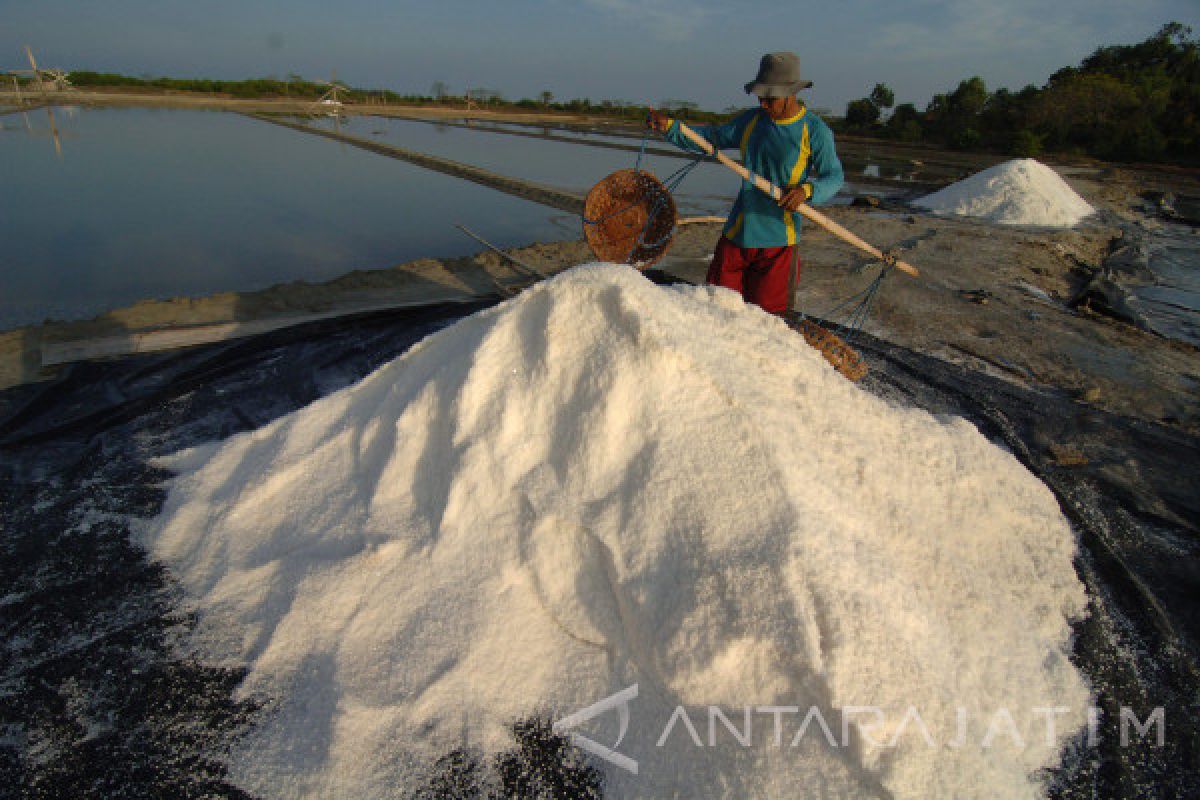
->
[706, 236, 800, 314]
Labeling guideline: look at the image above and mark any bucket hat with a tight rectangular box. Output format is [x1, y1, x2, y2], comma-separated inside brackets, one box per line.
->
[744, 52, 812, 97]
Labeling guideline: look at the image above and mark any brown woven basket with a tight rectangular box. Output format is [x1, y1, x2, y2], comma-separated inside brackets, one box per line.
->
[795, 317, 868, 382]
[583, 169, 677, 268]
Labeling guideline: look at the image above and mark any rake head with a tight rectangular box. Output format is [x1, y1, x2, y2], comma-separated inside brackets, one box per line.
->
[793, 317, 868, 382]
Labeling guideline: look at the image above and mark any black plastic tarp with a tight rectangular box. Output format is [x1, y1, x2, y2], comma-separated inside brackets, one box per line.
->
[1, 292, 1196, 798]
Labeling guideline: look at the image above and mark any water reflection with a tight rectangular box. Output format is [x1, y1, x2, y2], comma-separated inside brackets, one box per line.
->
[321, 115, 741, 216]
[0, 107, 573, 330]
[4, 104, 69, 158]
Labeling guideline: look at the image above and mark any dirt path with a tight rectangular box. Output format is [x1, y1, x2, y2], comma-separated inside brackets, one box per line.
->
[0, 89, 615, 126]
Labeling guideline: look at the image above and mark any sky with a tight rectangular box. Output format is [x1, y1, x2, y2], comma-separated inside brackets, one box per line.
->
[2, 1, 1197, 114]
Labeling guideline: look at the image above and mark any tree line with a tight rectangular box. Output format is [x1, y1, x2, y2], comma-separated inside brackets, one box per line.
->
[60, 72, 425, 104]
[42, 22, 1198, 165]
[839, 22, 1198, 164]
[52, 72, 728, 125]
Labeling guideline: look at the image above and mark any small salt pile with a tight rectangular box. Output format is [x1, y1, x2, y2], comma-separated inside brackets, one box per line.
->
[142, 265, 1090, 799]
[915, 158, 1094, 227]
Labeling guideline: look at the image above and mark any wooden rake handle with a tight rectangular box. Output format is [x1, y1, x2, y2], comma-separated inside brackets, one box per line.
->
[674, 121, 920, 278]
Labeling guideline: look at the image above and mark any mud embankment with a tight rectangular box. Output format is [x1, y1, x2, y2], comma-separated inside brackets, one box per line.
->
[0, 88, 607, 125]
[248, 114, 585, 214]
[6, 195, 1198, 432]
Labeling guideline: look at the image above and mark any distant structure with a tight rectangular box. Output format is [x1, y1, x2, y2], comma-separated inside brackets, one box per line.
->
[40, 68, 72, 92]
[313, 71, 349, 115]
[465, 87, 502, 107]
[13, 46, 72, 95]
[8, 73, 26, 104]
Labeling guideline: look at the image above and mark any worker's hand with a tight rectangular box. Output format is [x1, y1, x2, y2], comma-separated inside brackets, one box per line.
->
[778, 184, 812, 212]
[646, 107, 671, 134]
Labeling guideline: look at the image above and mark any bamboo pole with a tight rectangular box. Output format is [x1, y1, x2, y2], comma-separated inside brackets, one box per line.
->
[24, 46, 48, 101]
[454, 223, 547, 279]
[673, 121, 919, 278]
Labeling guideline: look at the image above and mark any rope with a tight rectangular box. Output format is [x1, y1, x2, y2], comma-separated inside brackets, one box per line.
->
[804, 262, 892, 338]
[626, 153, 707, 260]
[633, 130, 649, 173]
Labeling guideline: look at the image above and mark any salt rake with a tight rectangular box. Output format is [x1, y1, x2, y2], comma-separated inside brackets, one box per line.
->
[676, 120, 924, 381]
[672, 121, 920, 280]
[582, 119, 922, 382]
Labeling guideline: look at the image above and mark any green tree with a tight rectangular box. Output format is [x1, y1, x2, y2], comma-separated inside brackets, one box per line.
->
[845, 83, 895, 130]
[1059, 21, 1198, 161]
[845, 97, 879, 127]
[923, 76, 988, 148]
[884, 102, 922, 141]
[1032, 72, 1144, 156]
[869, 83, 894, 112]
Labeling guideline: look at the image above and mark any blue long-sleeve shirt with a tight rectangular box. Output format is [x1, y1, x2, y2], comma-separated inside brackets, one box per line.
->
[664, 107, 843, 248]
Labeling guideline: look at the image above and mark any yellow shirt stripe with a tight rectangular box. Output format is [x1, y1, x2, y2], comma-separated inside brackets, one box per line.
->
[776, 106, 808, 126]
[725, 212, 745, 241]
[788, 122, 811, 188]
[739, 114, 760, 161]
[781, 121, 812, 246]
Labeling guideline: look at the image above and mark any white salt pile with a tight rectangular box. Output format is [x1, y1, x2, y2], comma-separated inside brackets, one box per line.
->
[142, 265, 1090, 799]
[915, 158, 1095, 227]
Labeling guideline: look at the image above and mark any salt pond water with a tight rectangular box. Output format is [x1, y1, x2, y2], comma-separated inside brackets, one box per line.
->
[444, 117, 965, 188]
[336, 116, 922, 202]
[318, 114, 743, 216]
[3, 106, 924, 332]
[0, 107, 575, 330]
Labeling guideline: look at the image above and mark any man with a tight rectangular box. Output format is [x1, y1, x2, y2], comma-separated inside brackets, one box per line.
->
[648, 52, 843, 315]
